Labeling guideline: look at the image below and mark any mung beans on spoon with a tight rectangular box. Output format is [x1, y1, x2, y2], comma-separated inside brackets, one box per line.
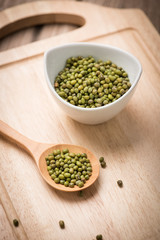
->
[0, 120, 99, 192]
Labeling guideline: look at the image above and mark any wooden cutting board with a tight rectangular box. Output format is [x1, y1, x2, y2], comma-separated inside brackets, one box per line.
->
[0, 1, 160, 240]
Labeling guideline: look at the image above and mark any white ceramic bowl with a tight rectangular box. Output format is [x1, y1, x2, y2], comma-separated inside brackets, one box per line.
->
[44, 42, 142, 124]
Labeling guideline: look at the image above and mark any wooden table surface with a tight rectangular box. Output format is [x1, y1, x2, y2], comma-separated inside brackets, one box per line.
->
[0, 0, 159, 51]
[0, 1, 160, 240]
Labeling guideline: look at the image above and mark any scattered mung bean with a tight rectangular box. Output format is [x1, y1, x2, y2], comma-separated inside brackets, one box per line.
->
[13, 219, 19, 227]
[117, 180, 123, 187]
[99, 157, 104, 163]
[59, 220, 65, 229]
[96, 234, 103, 240]
[99, 156, 107, 168]
[101, 161, 106, 168]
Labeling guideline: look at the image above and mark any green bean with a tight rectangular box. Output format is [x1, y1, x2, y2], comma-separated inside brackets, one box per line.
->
[59, 220, 65, 229]
[99, 157, 104, 163]
[46, 149, 92, 188]
[13, 219, 19, 227]
[101, 161, 106, 168]
[99, 156, 107, 168]
[54, 56, 131, 108]
[96, 234, 103, 240]
[117, 180, 123, 187]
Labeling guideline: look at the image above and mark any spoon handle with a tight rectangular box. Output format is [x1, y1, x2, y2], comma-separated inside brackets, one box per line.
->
[0, 120, 41, 160]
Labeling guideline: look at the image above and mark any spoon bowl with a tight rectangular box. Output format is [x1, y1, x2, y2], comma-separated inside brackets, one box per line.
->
[39, 144, 99, 192]
[0, 120, 99, 192]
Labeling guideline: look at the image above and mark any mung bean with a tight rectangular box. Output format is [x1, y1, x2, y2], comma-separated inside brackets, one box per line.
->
[99, 156, 107, 168]
[59, 220, 65, 229]
[13, 219, 19, 227]
[117, 180, 123, 188]
[96, 234, 103, 240]
[54, 56, 131, 108]
[46, 149, 92, 188]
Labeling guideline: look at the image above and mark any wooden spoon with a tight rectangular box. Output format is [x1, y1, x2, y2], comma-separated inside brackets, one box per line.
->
[0, 120, 99, 192]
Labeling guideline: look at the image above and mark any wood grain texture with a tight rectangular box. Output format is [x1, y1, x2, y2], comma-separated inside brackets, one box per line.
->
[0, 0, 159, 51]
[0, 120, 100, 192]
[0, 177, 28, 240]
[0, 1, 160, 240]
[0, 0, 159, 34]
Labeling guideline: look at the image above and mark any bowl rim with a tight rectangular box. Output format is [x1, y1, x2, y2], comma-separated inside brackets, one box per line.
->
[44, 42, 142, 112]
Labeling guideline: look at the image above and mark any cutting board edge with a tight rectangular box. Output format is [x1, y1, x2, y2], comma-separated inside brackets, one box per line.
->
[0, 1, 159, 67]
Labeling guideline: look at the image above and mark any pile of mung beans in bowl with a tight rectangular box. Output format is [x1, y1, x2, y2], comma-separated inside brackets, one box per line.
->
[44, 42, 142, 124]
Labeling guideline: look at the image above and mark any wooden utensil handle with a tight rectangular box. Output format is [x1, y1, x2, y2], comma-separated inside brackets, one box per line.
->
[0, 120, 38, 159]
